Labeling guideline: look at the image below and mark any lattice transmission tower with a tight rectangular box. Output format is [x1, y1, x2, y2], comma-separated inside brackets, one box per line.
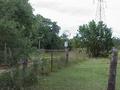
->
[94, 0, 107, 22]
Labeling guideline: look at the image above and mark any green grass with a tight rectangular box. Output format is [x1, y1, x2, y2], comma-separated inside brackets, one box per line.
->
[1, 50, 120, 90]
[38, 58, 120, 90]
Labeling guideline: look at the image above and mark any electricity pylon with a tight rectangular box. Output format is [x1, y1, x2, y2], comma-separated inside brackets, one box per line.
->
[94, 0, 107, 21]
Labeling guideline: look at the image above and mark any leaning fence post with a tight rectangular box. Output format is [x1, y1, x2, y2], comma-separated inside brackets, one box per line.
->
[107, 48, 118, 90]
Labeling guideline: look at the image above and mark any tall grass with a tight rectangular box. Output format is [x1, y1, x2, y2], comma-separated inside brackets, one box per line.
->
[0, 49, 89, 90]
[0, 61, 39, 90]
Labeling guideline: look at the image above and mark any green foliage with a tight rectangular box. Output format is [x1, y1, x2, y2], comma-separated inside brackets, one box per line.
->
[78, 20, 113, 57]
[70, 34, 81, 49]
[32, 15, 63, 49]
[112, 37, 120, 49]
[0, 67, 38, 90]
[0, 0, 36, 65]
[0, 0, 64, 65]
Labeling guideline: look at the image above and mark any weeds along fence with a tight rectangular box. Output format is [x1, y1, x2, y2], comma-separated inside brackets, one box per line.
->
[31, 49, 68, 74]
[0, 49, 68, 90]
[0, 49, 88, 90]
[30, 48, 88, 75]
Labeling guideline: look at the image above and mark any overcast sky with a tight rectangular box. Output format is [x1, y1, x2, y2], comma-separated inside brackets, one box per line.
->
[29, 0, 120, 38]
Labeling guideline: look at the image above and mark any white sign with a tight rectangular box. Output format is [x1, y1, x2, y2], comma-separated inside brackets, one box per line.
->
[64, 41, 68, 48]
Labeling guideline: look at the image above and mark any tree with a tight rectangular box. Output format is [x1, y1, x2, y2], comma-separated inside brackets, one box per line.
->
[32, 14, 62, 49]
[112, 37, 120, 49]
[78, 20, 113, 57]
[0, 0, 34, 65]
[0, 0, 64, 65]
[71, 34, 81, 49]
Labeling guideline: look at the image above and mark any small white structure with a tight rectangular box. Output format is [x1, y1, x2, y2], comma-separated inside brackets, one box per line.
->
[64, 41, 68, 48]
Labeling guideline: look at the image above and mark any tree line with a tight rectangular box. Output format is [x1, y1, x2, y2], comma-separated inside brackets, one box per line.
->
[71, 21, 120, 57]
[0, 0, 65, 65]
[0, 0, 120, 65]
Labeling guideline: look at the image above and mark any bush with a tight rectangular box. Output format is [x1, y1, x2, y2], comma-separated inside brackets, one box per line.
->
[0, 66, 38, 90]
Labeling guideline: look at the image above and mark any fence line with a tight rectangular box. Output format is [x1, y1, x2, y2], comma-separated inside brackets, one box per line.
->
[39, 49, 69, 74]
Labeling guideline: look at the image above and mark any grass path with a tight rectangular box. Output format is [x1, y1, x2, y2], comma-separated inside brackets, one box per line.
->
[39, 58, 120, 90]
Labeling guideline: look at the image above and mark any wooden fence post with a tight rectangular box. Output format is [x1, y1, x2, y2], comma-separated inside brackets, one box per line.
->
[65, 48, 69, 65]
[41, 58, 44, 75]
[107, 48, 118, 90]
[22, 57, 28, 72]
[4, 43, 7, 63]
[51, 51, 53, 72]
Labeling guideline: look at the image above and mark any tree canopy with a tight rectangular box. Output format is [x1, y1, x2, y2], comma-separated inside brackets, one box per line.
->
[78, 20, 113, 57]
[0, 0, 63, 65]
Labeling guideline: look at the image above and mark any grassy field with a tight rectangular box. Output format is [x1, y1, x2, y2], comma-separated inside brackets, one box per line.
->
[0, 50, 120, 90]
[38, 58, 120, 90]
